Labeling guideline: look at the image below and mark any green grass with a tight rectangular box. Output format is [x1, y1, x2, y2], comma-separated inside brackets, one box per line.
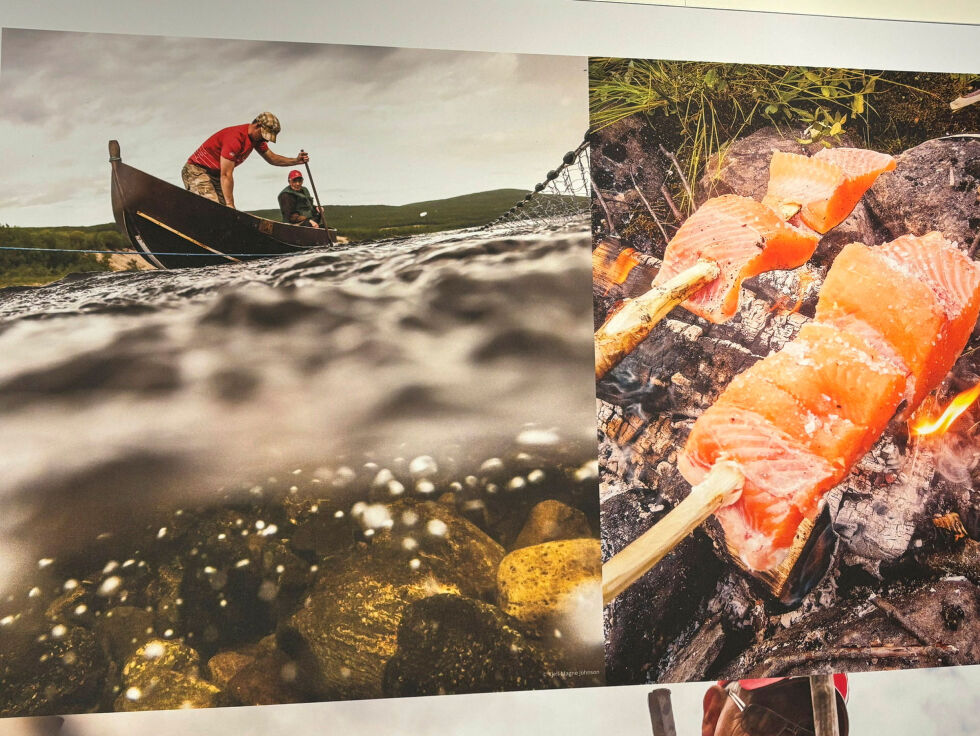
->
[0, 224, 120, 288]
[590, 60, 979, 214]
[251, 188, 537, 241]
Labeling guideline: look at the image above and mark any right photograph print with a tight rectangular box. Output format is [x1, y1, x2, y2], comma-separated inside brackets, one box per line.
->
[591, 58, 980, 685]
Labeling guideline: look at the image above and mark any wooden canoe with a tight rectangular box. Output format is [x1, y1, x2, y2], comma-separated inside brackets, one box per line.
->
[109, 140, 336, 269]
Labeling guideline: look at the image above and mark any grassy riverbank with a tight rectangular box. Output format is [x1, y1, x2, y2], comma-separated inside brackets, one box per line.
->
[0, 224, 120, 287]
[0, 188, 574, 286]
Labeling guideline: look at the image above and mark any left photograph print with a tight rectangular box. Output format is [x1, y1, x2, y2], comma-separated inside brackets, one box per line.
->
[0, 29, 602, 716]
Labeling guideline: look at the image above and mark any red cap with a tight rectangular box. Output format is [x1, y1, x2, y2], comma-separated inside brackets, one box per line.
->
[720, 675, 848, 702]
[288, 170, 303, 180]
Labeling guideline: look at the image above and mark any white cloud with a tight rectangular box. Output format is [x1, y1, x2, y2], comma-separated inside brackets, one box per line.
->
[0, 29, 587, 226]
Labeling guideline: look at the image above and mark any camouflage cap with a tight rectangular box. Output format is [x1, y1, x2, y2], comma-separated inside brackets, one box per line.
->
[253, 112, 281, 143]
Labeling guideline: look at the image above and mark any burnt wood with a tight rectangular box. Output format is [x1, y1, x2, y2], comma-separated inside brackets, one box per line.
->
[109, 140, 336, 269]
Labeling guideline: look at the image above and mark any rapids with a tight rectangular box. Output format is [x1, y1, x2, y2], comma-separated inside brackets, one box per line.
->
[0, 221, 596, 592]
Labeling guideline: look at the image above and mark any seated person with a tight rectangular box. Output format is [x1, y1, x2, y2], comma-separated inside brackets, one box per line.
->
[702, 676, 849, 736]
[278, 170, 323, 228]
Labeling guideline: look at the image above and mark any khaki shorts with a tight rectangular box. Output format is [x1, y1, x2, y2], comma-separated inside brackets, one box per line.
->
[181, 162, 226, 205]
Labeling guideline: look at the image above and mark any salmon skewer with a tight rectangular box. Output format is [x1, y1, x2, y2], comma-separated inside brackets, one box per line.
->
[595, 195, 819, 380]
[595, 148, 894, 381]
[602, 231, 980, 604]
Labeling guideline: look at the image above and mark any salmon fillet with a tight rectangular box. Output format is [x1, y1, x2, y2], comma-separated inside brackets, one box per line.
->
[815, 242, 946, 413]
[721, 365, 866, 470]
[878, 232, 980, 403]
[678, 405, 840, 570]
[763, 148, 895, 234]
[653, 195, 819, 323]
[679, 234, 980, 574]
[758, 323, 906, 438]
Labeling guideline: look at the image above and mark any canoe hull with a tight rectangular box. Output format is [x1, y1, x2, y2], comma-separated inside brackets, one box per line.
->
[109, 140, 334, 269]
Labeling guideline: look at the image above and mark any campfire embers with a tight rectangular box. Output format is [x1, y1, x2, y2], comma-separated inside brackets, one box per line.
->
[595, 124, 980, 682]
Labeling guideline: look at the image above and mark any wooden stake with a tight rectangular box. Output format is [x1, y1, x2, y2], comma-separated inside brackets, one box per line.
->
[648, 689, 677, 736]
[595, 259, 720, 381]
[810, 675, 841, 736]
[602, 460, 744, 606]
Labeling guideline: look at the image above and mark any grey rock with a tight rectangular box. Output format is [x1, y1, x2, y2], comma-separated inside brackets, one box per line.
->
[865, 138, 980, 247]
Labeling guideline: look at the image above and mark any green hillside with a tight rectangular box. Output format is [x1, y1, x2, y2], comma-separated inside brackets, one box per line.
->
[0, 188, 582, 287]
[251, 188, 532, 241]
[0, 224, 120, 287]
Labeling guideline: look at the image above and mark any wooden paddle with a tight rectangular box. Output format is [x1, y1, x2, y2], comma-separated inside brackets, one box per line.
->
[594, 259, 720, 381]
[602, 460, 744, 605]
[301, 150, 332, 242]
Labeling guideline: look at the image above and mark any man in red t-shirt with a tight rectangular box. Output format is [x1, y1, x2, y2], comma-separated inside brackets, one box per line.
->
[181, 112, 309, 209]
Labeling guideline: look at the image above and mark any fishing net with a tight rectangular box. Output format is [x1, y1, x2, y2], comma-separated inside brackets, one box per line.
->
[482, 135, 591, 232]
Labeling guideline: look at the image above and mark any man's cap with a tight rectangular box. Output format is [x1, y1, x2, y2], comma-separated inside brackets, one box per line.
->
[254, 112, 281, 143]
[288, 169, 303, 181]
[721, 675, 849, 702]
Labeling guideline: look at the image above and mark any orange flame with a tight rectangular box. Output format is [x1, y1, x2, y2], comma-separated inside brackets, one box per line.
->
[911, 381, 980, 436]
[601, 248, 643, 294]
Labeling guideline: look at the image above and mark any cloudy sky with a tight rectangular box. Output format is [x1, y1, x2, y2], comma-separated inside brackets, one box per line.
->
[0, 29, 586, 227]
[0, 665, 975, 735]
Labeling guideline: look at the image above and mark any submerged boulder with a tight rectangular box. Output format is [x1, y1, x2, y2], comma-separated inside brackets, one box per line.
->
[370, 499, 505, 599]
[381, 594, 558, 696]
[512, 499, 593, 550]
[496, 538, 601, 632]
[279, 548, 464, 700]
[115, 638, 221, 712]
[0, 623, 109, 717]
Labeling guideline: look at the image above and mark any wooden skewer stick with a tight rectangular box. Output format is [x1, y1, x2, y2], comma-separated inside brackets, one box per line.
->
[602, 460, 744, 606]
[595, 259, 720, 381]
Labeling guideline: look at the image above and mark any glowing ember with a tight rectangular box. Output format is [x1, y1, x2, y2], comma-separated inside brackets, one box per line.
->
[600, 247, 643, 294]
[912, 382, 980, 436]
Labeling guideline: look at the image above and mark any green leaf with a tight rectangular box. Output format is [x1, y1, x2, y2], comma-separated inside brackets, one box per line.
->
[851, 93, 864, 115]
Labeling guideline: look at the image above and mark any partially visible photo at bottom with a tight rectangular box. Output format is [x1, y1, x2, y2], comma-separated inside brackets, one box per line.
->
[1, 665, 975, 735]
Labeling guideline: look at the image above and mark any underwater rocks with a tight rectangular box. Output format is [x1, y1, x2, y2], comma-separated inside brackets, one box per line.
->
[0, 474, 599, 714]
[382, 594, 559, 696]
[497, 538, 601, 630]
[280, 548, 465, 700]
[95, 606, 157, 664]
[114, 638, 220, 711]
[0, 622, 108, 717]
[512, 499, 593, 550]
[208, 636, 307, 706]
[277, 496, 508, 703]
[370, 499, 506, 599]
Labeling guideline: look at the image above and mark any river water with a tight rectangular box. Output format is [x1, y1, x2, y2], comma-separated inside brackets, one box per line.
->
[0, 220, 602, 715]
